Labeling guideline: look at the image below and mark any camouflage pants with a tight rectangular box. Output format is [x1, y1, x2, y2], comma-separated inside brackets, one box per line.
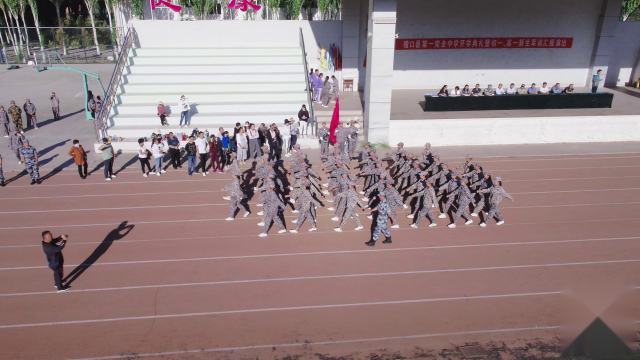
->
[453, 199, 472, 222]
[13, 118, 23, 133]
[486, 203, 504, 222]
[25, 159, 39, 181]
[372, 216, 391, 241]
[414, 206, 436, 225]
[263, 210, 285, 233]
[339, 207, 362, 228]
[228, 196, 249, 218]
[0, 166, 4, 183]
[295, 206, 316, 229]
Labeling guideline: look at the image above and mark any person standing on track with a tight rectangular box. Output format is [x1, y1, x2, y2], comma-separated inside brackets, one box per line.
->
[317, 122, 330, 158]
[8, 100, 23, 134]
[195, 131, 209, 176]
[0, 105, 10, 137]
[98, 138, 115, 181]
[185, 136, 198, 176]
[365, 193, 393, 247]
[68, 139, 88, 179]
[41, 231, 69, 292]
[50, 92, 61, 121]
[19, 140, 40, 185]
[166, 132, 181, 169]
[23, 99, 38, 130]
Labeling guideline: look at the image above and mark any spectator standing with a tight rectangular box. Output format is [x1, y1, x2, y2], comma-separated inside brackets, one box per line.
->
[236, 127, 248, 165]
[157, 101, 168, 126]
[178, 95, 190, 127]
[258, 123, 268, 147]
[592, 69, 603, 93]
[289, 118, 299, 151]
[23, 99, 38, 129]
[232, 122, 242, 153]
[166, 132, 181, 169]
[209, 135, 221, 172]
[151, 137, 167, 176]
[221, 131, 231, 167]
[267, 123, 282, 161]
[247, 123, 261, 159]
[137, 138, 152, 177]
[280, 119, 291, 157]
[50, 92, 61, 120]
[314, 72, 324, 103]
[331, 75, 339, 100]
[298, 104, 309, 137]
[8, 100, 23, 133]
[87, 92, 97, 119]
[41, 231, 69, 292]
[68, 139, 88, 179]
[195, 131, 209, 176]
[98, 137, 115, 181]
[96, 96, 103, 115]
[185, 136, 198, 176]
[0, 105, 10, 137]
[321, 76, 331, 107]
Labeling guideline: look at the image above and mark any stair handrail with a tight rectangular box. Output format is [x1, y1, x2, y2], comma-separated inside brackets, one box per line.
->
[299, 27, 317, 136]
[94, 26, 135, 141]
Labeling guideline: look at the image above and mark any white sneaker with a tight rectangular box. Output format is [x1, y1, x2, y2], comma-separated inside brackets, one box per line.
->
[222, 196, 231, 200]
[403, 204, 408, 209]
[465, 219, 473, 225]
[257, 211, 264, 216]
[322, 191, 329, 195]
[292, 219, 298, 224]
[331, 216, 339, 221]
[277, 229, 287, 234]
[327, 199, 334, 203]
[143, 173, 148, 178]
[438, 213, 447, 219]
[203, 172, 207, 177]
[361, 197, 368, 202]
[359, 191, 365, 195]
[257, 222, 265, 226]
[391, 224, 399, 229]
[407, 214, 414, 219]
[334, 227, 342, 232]
[225, 217, 233, 221]
[150, 172, 156, 175]
[410, 224, 418, 229]
[289, 199, 295, 204]
[367, 215, 373, 220]
[308, 227, 317, 232]
[289, 186, 294, 190]
[327, 207, 335, 211]
[479, 222, 487, 228]
[355, 226, 364, 231]
[496, 220, 505, 226]
[447, 223, 456, 228]
[322, 183, 328, 187]
[257, 203, 263, 207]
[156, 172, 161, 176]
[111, 174, 117, 178]
[258, 233, 267, 238]
[105, 178, 112, 181]
[161, 170, 166, 174]
[292, 210, 299, 213]
[429, 223, 437, 228]
[471, 213, 478, 217]
[289, 229, 298, 233]
[243, 212, 250, 218]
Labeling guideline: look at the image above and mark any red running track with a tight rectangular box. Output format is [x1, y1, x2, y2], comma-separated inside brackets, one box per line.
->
[0, 150, 639, 359]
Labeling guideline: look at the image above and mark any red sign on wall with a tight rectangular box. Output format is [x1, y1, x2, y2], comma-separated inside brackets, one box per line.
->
[395, 37, 573, 50]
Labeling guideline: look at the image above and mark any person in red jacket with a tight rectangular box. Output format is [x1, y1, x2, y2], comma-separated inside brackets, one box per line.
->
[68, 139, 88, 179]
[209, 135, 221, 172]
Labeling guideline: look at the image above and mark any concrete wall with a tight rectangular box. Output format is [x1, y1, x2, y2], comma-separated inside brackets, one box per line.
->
[389, 115, 640, 147]
[606, 21, 640, 85]
[393, 0, 604, 89]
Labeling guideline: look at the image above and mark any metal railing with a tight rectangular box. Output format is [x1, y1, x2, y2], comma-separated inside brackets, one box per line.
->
[94, 26, 134, 141]
[299, 27, 317, 137]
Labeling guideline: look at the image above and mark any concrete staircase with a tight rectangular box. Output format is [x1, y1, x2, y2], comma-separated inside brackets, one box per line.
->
[107, 44, 313, 151]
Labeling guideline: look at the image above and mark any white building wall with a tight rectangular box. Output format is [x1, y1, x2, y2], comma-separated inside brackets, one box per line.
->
[606, 21, 640, 85]
[393, 0, 604, 89]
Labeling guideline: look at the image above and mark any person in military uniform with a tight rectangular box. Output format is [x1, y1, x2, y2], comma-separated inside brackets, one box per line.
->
[258, 187, 287, 238]
[409, 181, 438, 228]
[365, 193, 392, 246]
[478, 176, 513, 227]
[334, 183, 365, 232]
[8, 100, 23, 133]
[447, 181, 474, 228]
[0, 154, 5, 186]
[19, 140, 40, 185]
[290, 181, 322, 233]
[347, 121, 359, 159]
[9, 131, 25, 163]
[317, 122, 330, 158]
[23, 99, 38, 130]
[224, 178, 250, 221]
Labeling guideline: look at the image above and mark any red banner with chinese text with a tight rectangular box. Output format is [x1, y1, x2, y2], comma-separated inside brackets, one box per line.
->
[395, 37, 573, 50]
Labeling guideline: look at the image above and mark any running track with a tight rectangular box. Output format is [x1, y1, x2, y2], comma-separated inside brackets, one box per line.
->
[0, 149, 639, 359]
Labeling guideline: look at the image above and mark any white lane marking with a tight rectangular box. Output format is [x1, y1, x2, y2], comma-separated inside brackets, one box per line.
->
[508, 175, 640, 182]
[0, 190, 219, 201]
[70, 325, 561, 360]
[512, 187, 640, 195]
[0, 291, 563, 329]
[447, 153, 640, 162]
[0, 258, 637, 297]
[496, 165, 640, 172]
[0, 200, 637, 230]
[0, 199, 637, 216]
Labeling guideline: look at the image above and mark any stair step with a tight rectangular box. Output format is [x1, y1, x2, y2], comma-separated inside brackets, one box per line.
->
[133, 47, 301, 57]
[123, 73, 304, 84]
[131, 56, 302, 66]
[115, 102, 301, 115]
[117, 92, 308, 105]
[127, 64, 305, 74]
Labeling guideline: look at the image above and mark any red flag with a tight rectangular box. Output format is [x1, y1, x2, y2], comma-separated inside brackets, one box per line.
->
[329, 97, 340, 145]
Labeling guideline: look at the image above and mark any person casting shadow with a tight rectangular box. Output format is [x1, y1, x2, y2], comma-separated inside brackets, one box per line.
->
[63, 221, 135, 286]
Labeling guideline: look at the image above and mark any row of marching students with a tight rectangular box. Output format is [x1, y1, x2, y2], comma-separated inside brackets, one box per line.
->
[221, 140, 514, 240]
[358, 142, 514, 228]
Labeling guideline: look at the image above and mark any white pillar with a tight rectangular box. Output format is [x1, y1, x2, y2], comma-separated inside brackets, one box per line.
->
[341, 0, 361, 90]
[589, 0, 621, 88]
[363, 0, 397, 145]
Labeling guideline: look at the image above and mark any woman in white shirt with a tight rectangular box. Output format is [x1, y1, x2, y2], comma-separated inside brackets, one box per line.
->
[137, 138, 152, 177]
[450, 86, 462, 96]
[279, 119, 291, 157]
[150, 137, 167, 176]
[236, 127, 248, 165]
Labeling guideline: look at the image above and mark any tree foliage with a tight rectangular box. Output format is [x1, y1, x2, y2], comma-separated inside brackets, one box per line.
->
[622, 0, 640, 20]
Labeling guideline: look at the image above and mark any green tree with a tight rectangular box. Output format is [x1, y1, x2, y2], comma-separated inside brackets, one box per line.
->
[621, 0, 640, 20]
[83, 0, 101, 55]
[47, 0, 67, 55]
[26, 0, 44, 55]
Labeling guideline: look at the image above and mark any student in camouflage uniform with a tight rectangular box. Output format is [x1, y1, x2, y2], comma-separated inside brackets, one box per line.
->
[0, 105, 10, 137]
[334, 183, 365, 232]
[317, 122, 330, 158]
[224, 177, 250, 221]
[19, 140, 40, 185]
[290, 181, 322, 233]
[365, 193, 392, 246]
[438, 174, 461, 219]
[8, 100, 23, 133]
[447, 181, 474, 228]
[0, 154, 5, 186]
[23, 99, 38, 130]
[478, 176, 513, 227]
[9, 131, 25, 163]
[409, 181, 438, 228]
[347, 121, 359, 158]
[258, 187, 288, 237]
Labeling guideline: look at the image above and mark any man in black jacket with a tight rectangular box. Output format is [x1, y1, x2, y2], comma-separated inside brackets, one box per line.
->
[41, 231, 69, 292]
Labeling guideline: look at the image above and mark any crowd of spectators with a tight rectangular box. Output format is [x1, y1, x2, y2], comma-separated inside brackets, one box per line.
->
[436, 82, 576, 97]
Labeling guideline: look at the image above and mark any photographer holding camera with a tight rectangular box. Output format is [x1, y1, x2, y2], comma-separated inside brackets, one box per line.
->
[41, 231, 69, 292]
